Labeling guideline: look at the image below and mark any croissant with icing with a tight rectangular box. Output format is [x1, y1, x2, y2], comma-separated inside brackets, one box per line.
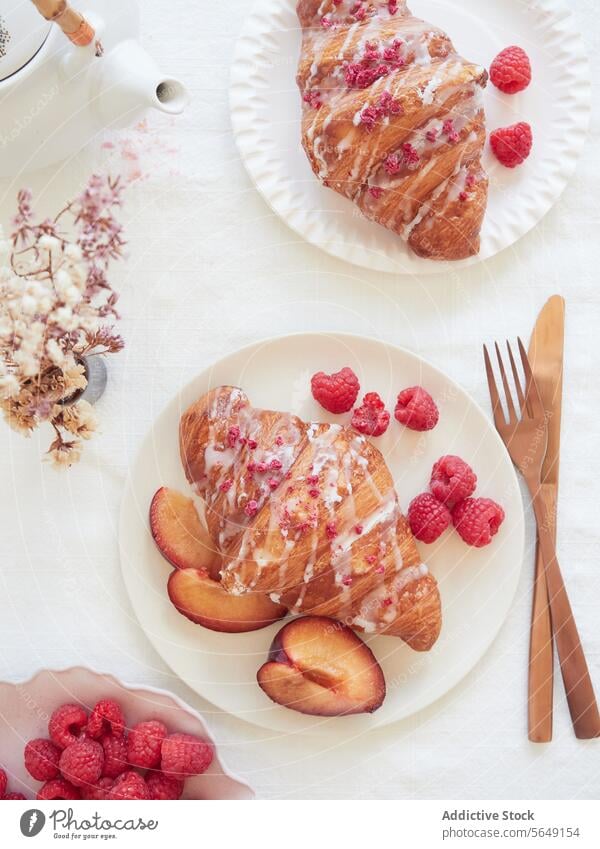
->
[179, 386, 442, 651]
[297, 0, 488, 260]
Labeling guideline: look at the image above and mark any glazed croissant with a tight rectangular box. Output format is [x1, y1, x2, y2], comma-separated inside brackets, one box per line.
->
[297, 0, 488, 260]
[179, 386, 442, 651]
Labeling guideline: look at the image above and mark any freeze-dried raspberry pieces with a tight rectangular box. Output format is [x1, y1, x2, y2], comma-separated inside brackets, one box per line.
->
[161, 733, 214, 780]
[100, 733, 128, 779]
[37, 778, 81, 800]
[87, 699, 125, 739]
[107, 771, 150, 800]
[24, 738, 61, 781]
[146, 771, 184, 800]
[59, 739, 104, 788]
[430, 455, 477, 507]
[48, 703, 88, 749]
[127, 720, 168, 770]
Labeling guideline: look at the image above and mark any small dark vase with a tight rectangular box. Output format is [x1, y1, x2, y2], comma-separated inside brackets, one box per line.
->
[63, 356, 107, 406]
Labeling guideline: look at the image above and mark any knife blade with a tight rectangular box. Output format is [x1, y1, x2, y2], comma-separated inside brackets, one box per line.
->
[529, 296, 565, 489]
[527, 295, 565, 742]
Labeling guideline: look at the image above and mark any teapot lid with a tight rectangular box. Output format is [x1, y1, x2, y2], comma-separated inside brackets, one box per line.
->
[0, 2, 52, 82]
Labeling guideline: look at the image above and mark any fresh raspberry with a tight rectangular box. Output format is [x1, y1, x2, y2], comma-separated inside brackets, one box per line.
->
[37, 778, 80, 800]
[452, 497, 505, 547]
[408, 493, 452, 543]
[394, 387, 439, 432]
[430, 455, 477, 507]
[107, 771, 150, 800]
[351, 392, 390, 437]
[489, 46, 531, 94]
[87, 699, 125, 739]
[161, 733, 214, 779]
[490, 122, 533, 168]
[83, 776, 114, 801]
[311, 367, 360, 414]
[0, 768, 6, 797]
[127, 720, 167, 770]
[58, 739, 104, 788]
[146, 771, 184, 800]
[100, 733, 128, 778]
[24, 738, 61, 781]
[2, 792, 26, 800]
[48, 703, 88, 749]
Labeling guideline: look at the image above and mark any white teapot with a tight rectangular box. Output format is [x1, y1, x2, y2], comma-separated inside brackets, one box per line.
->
[0, 0, 188, 177]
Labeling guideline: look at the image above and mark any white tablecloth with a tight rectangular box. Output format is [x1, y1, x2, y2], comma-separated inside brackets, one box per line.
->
[0, 0, 598, 800]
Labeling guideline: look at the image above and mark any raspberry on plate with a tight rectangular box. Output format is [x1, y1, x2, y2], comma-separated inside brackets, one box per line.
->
[490, 122, 533, 169]
[3, 792, 26, 800]
[24, 738, 61, 782]
[351, 392, 390, 437]
[146, 771, 184, 800]
[48, 703, 88, 749]
[37, 778, 81, 800]
[0, 768, 7, 797]
[127, 720, 168, 770]
[430, 455, 477, 507]
[107, 771, 150, 800]
[58, 739, 104, 788]
[87, 699, 125, 739]
[394, 387, 439, 432]
[490, 46, 531, 94]
[83, 776, 114, 801]
[161, 733, 214, 780]
[408, 493, 451, 544]
[311, 367, 360, 414]
[100, 733, 128, 779]
[452, 497, 505, 547]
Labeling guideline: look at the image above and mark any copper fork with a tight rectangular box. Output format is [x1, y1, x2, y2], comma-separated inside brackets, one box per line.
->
[484, 339, 600, 739]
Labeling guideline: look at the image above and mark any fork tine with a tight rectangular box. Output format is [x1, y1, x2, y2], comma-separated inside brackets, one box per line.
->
[495, 342, 517, 423]
[517, 337, 544, 418]
[483, 344, 506, 428]
[506, 341, 527, 413]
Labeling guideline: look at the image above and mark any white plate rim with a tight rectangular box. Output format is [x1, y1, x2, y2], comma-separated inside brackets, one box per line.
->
[229, 0, 591, 274]
[119, 331, 525, 736]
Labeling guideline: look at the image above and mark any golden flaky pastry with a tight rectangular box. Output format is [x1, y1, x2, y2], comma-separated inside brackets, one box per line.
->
[297, 0, 488, 260]
[180, 386, 442, 651]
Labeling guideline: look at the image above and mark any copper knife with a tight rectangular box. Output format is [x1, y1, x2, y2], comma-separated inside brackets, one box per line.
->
[527, 296, 565, 742]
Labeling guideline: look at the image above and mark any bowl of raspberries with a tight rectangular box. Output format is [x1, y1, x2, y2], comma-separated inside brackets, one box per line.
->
[0, 668, 254, 801]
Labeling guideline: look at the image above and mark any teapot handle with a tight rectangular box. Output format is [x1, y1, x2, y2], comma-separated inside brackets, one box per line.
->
[30, 0, 95, 47]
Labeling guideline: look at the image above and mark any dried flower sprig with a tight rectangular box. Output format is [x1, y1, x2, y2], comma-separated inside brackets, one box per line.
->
[0, 175, 125, 466]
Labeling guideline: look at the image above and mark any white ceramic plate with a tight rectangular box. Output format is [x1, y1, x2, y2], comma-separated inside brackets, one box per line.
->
[119, 333, 525, 735]
[230, 0, 590, 273]
[0, 667, 254, 799]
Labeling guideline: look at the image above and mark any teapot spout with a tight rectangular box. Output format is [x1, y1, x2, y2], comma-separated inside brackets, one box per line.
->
[94, 40, 188, 124]
[154, 78, 188, 114]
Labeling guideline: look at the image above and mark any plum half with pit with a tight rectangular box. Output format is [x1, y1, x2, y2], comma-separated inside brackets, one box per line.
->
[257, 616, 386, 716]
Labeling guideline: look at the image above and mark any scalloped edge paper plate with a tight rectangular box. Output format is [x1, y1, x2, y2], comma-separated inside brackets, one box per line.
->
[230, 0, 590, 274]
[119, 333, 525, 735]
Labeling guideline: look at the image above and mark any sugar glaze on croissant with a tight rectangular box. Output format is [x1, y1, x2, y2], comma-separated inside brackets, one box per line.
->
[180, 386, 442, 651]
[297, 0, 488, 260]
